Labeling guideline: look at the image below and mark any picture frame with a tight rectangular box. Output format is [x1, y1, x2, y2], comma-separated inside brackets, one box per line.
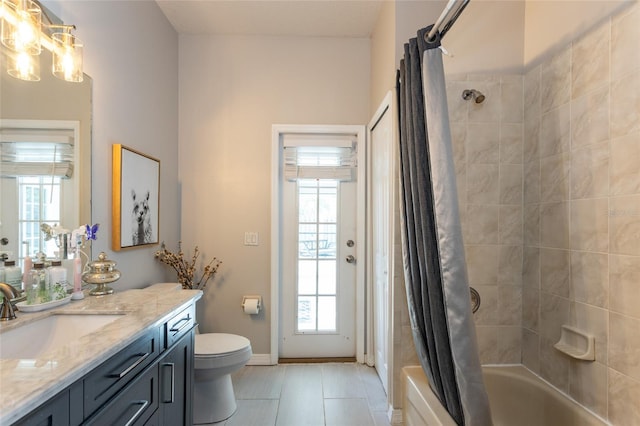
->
[112, 144, 160, 251]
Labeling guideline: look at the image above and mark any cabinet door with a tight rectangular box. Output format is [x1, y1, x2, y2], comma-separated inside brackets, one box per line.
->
[159, 328, 194, 425]
[14, 390, 69, 426]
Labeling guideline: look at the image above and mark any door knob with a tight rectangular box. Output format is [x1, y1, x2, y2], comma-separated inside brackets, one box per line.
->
[345, 255, 356, 264]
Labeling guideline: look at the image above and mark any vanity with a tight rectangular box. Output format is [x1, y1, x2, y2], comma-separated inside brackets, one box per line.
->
[0, 285, 201, 425]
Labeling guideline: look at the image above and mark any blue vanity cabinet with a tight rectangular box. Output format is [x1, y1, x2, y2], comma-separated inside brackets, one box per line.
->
[159, 304, 196, 425]
[11, 302, 196, 426]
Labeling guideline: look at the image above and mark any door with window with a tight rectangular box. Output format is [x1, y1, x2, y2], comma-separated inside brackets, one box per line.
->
[280, 136, 358, 358]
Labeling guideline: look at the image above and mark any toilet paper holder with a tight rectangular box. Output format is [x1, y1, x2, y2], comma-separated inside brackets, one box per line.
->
[241, 295, 262, 314]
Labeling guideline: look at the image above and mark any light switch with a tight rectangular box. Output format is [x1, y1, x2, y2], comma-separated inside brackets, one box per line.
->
[244, 232, 259, 246]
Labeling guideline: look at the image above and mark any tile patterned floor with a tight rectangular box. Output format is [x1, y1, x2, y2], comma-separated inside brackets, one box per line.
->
[212, 363, 392, 426]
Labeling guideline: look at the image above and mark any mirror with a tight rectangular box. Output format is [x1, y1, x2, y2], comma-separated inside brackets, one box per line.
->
[0, 44, 92, 265]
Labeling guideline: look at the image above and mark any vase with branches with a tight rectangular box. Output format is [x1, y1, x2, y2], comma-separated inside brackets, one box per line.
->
[154, 241, 221, 290]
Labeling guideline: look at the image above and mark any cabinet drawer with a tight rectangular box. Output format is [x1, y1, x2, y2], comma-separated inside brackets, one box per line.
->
[83, 328, 160, 417]
[165, 304, 195, 349]
[84, 364, 159, 426]
[14, 389, 69, 426]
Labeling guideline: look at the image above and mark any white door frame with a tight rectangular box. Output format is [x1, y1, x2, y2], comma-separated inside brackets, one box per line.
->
[271, 124, 366, 364]
[366, 91, 394, 385]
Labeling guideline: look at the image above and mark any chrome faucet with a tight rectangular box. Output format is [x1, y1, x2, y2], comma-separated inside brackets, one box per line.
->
[0, 283, 21, 321]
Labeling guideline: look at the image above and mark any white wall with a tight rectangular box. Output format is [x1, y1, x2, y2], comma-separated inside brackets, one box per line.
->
[523, 0, 633, 68]
[44, 0, 180, 290]
[179, 35, 370, 354]
[395, 0, 525, 75]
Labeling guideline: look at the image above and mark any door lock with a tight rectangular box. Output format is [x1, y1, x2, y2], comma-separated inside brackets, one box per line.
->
[346, 240, 354, 247]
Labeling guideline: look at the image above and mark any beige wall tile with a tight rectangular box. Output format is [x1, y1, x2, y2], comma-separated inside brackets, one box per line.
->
[499, 205, 523, 245]
[610, 254, 640, 319]
[609, 195, 640, 255]
[571, 251, 609, 308]
[540, 336, 570, 392]
[570, 87, 610, 150]
[466, 245, 499, 286]
[524, 203, 540, 246]
[497, 326, 522, 363]
[540, 153, 571, 202]
[524, 160, 540, 204]
[465, 204, 500, 244]
[500, 164, 523, 205]
[611, 70, 640, 139]
[523, 247, 540, 290]
[569, 361, 608, 418]
[609, 312, 640, 382]
[523, 286, 540, 332]
[570, 198, 609, 252]
[475, 326, 499, 365]
[467, 164, 499, 204]
[540, 202, 570, 249]
[500, 123, 524, 165]
[539, 292, 571, 343]
[611, 4, 640, 80]
[467, 123, 500, 164]
[540, 104, 571, 158]
[498, 245, 523, 286]
[498, 286, 522, 326]
[540, 49, 571, 114]
[609, 368, 640, 426]
[501, 79, 524, 124]
[610, 132, 640, 196]
[570, 302, 609, 364]
[450, 122, 467, 167]
[522, 328, 540, 373]
[524, 65, 541, 111]
[474, 285, 499, 326]
[571, 22, 610, 100]
[524, 113, 540, 162]
[570, 142, 609, 199]
[540, 248, 571, 298]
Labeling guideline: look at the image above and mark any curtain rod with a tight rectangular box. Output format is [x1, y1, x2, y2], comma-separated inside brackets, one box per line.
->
[427, 0, 471, 42]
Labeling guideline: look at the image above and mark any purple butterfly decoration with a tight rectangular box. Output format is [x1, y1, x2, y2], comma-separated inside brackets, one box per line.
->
[86, 223, 99, 241]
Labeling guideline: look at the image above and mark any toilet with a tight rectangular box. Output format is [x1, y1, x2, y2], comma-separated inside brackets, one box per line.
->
[193, 332, 252, 424]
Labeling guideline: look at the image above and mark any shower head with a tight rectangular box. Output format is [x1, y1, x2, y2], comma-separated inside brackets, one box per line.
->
[462, 89, 486, 104]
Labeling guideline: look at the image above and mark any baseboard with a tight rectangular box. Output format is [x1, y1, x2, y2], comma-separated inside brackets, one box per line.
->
[247, 353, 275, 365]
[389, 407, 403, 425]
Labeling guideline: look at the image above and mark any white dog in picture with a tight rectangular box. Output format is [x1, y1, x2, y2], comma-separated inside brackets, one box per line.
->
[131, 189, 153, 245]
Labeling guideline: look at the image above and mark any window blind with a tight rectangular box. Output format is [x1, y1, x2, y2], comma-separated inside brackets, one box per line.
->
[0, 127, 74, 178]
[282, 133, 357, 181]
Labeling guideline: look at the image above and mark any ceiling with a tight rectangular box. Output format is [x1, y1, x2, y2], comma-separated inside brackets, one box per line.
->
[155, 0, 385, 38]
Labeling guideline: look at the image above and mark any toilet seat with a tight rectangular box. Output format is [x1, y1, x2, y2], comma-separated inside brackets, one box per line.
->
[195, 333, 251, 357]
[194, 333, 252, 371]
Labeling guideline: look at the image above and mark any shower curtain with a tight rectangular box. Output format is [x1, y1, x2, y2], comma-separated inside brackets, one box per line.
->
[396, 26, 492, 426]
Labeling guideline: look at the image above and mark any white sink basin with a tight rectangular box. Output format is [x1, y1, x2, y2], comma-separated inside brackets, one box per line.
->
[0, 314, 124, 359]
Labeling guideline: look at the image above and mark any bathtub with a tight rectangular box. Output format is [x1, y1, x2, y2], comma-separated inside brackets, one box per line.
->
[402, 365, 607, 426]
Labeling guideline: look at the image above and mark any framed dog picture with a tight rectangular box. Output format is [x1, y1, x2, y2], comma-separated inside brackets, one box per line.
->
[112, 144, 160, 250]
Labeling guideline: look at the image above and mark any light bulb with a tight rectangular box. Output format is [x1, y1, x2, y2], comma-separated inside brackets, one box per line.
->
[62, 49, 74, 81]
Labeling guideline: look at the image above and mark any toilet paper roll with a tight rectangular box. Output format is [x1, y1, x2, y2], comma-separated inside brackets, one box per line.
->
[243, 298, 260, 315]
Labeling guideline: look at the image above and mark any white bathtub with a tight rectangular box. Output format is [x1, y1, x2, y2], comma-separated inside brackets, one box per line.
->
[403, 365, 607, 426]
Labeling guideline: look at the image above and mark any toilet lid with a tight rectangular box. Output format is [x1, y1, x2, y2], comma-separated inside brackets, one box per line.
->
[195, 333, 251, 356]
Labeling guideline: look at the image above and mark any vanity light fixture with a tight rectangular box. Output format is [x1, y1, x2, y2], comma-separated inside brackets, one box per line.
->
[0, 0, 84, 82]
[51, 26, 83, 82]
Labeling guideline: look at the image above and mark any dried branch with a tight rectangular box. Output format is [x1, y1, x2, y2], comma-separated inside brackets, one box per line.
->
[154, 241, 222, 290]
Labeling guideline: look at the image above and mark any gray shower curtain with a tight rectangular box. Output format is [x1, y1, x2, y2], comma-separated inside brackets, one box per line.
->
[396, 26, 492, 426]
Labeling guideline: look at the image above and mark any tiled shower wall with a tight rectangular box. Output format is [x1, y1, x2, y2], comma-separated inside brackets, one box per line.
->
[446, 74, 525, 364]
[521, 4, 640, 424]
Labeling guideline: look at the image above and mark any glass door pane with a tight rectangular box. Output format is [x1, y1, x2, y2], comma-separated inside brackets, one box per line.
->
[296, 179, 338, 333]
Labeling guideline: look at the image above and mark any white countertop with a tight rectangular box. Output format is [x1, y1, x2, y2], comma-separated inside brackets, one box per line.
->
[0, 284, 202, 425]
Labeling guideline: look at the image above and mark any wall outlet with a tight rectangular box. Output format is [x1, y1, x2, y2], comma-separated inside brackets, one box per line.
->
[244, 232, 259, 246]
